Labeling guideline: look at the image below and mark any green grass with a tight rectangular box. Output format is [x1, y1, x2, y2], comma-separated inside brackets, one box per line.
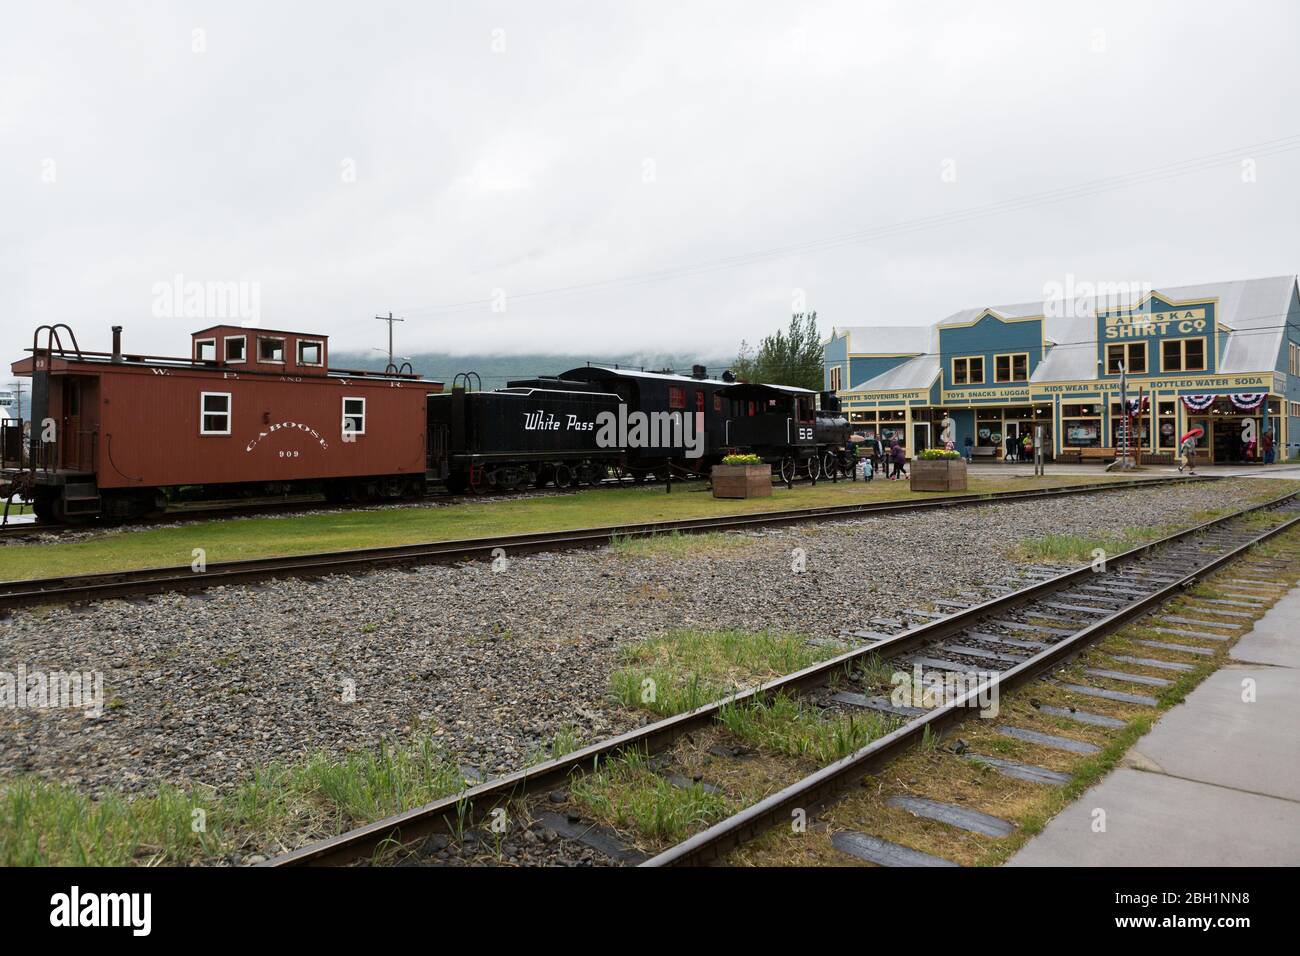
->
[1012, 527, 1169, 563]
[717, 692, 898, 764]
[0, 474, 1148, 581]
[610, 529, 753, 558]
[0, 735, 467, 866]
[570, 750, 734, 844]
[609, 629, 836, 717]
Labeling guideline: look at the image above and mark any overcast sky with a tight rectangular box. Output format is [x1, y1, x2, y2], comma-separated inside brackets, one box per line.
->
[3, 0, 1299, 361]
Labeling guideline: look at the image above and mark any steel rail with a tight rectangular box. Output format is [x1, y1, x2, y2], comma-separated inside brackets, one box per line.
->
[0, 475, 1215, 611]
[643, 497, 1300, 866]
[266, 486, 1295, 867]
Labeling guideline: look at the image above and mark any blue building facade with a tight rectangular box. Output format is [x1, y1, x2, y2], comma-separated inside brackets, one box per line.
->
[824, 276, 1299, 463]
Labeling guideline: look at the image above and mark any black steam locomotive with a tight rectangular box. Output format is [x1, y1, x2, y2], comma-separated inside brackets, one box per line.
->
[426, 364, 854, 492]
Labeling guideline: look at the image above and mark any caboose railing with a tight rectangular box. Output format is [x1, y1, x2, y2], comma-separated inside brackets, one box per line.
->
[1, 418, 24, 469]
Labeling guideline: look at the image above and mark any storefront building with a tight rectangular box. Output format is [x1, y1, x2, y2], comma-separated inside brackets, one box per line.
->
[824, 276, 1300, 463]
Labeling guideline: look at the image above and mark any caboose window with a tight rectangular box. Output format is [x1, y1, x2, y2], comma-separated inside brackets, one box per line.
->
[668, 386, 686, 409]
[342, 397, 366, 437]
[200, 392, 231, 435]
[297, 340, 324, 366]
[258, 336, 286, 363]
[195, 338, 216, 362]
[224, 335, 246, 363]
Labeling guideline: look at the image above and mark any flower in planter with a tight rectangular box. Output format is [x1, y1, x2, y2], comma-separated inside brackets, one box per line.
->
[917, 448, 963, 461]
[721, 453, 762, 466]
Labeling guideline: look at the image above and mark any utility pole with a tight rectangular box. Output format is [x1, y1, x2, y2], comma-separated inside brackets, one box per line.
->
[9, 380, 24, 420]
[375, 312, 405, 368]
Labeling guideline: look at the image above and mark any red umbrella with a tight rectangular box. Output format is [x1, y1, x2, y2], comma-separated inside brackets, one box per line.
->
[1180, 426, 1204, 443]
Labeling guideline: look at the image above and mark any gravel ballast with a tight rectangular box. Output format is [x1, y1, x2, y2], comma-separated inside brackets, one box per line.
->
[0, 479, 1279, 804]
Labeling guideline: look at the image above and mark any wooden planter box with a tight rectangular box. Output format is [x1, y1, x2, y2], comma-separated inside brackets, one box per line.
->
[909, 458, 968, 492]
[712, 463, 772, 498]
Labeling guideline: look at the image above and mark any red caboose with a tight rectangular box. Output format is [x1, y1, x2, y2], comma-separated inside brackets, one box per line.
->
[0, 324, 442, 521]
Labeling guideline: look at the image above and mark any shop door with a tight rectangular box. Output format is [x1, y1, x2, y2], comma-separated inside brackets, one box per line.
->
[912, 423, 930, 453]
[1213, 417, 1261, 463]
[1003, 422, 1019, 460]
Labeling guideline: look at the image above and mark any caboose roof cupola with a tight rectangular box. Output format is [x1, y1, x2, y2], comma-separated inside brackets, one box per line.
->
[191, 325, 330, 375]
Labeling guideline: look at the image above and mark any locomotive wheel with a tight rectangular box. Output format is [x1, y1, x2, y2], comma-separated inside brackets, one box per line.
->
[778, 456, 796, 485]
[553, 464, 574, 488]
[805, 456, 821, 481]
[822, 451, 838, 479]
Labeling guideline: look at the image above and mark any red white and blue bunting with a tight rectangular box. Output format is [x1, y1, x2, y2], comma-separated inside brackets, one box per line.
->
[1124, 397, 1149, 415]
[1180, 394, 1217, 412]
[1179, 393, 1267, 412]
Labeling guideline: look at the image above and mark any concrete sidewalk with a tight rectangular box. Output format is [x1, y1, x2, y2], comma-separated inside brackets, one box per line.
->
[1008, 584, 1300, 867]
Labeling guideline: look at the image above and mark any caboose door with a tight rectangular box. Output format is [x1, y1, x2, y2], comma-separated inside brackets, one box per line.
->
[60, 377, 85, 470]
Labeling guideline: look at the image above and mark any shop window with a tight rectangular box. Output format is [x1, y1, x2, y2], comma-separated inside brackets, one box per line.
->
[1109, 404, 1150, 448]
[994, 353, 1029, 383]
[1106, 342, 1147, 375]
[952, 356, 984, 385]
[1062, 419, 1101, 448]
[829, 366, 842, 390]
[200, 392, 231, 435]
[1161, 337, 1206, 373]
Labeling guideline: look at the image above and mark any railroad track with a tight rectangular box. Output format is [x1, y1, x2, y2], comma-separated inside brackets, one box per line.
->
[0, 475, 1214, 611]
[266, 486, 1299, 867]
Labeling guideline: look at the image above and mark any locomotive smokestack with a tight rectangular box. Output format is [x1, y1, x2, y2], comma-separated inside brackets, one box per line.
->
[112, 326, 123, 362]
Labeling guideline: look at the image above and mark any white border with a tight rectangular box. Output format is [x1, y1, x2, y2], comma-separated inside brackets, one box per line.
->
[342, 395, 366, 437]
[200, 391, 232, 435]
[224, 335, 247, 364]
[257, 335, 286, 364]
[297, 339, 325, 367]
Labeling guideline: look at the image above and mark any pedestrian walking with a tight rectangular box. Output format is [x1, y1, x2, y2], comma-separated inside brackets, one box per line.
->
[1263, 428, 1275, 465]
[1178, 435, 1198, 474]
[963, 434, 973, 462]
[890, 440, 907, 479]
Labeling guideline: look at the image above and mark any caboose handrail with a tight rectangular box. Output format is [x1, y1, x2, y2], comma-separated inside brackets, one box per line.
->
[31, 323, 84, 361]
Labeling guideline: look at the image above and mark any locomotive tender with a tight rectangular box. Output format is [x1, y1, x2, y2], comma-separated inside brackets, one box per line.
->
[0, 323, 855, 522]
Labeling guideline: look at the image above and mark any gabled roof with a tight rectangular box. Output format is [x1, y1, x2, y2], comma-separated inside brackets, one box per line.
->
[842, 353, 940, 393]
[832, 325, 934, 355]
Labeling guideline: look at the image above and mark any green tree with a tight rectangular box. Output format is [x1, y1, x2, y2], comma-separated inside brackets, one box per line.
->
[733, 312, 823, 390]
